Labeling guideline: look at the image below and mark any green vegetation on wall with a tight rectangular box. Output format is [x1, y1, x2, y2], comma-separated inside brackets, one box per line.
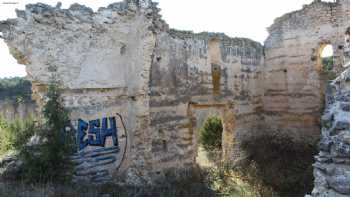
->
[321, 57, 337, 80]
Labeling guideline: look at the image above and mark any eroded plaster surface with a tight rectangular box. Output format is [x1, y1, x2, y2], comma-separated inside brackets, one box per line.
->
[2, 0, 350, 189]
[264, 0, 350, 144]
[0, 0, 264, 184]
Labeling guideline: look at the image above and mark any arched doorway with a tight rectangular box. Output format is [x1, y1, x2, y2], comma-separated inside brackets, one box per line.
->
[187, 101, 236, 168]
[196, 114, 223, 168]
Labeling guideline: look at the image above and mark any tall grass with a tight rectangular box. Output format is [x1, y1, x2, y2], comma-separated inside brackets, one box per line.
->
[0, 116, 36, 156]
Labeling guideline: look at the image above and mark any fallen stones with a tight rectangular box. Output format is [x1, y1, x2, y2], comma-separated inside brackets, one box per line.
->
[0, 152, 22, 181]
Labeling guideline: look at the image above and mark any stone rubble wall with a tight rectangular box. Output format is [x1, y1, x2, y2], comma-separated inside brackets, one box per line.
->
[148, 30, 264, 178]
[306, 27, 350, 197]
[3, 0, 350, 187]
[264, 0, 350, 144]
[0, 0, 264, 184]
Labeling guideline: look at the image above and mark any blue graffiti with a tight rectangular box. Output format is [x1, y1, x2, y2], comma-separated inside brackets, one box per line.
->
[88, 119, 101, 146]
[77, 117, 118, 151]
[77, 119, 88, 150]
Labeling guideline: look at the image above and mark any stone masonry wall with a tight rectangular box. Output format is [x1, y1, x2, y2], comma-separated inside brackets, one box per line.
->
[0, 0, 264, 184]
[149, 30, 264, 176]
[264, 0, 350, 144]
[3, 0, 350, 187]
[0, 0, 165, 185]
[307, 28, 350, 197]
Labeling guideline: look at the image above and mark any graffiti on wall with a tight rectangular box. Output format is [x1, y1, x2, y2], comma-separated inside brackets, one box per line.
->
[66, 113, 127, 183]
[77, 117, 119, 151]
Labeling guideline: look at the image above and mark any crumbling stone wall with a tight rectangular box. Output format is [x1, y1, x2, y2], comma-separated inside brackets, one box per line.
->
[265, 1, 350, 196]
[0, 1, 163, 184]
[264, 0, 350, 144]
[3, 0, 350, 188]
[0, 0, 264, 184]
[306, 29, 350, 197]
[149, 31, 264, 175]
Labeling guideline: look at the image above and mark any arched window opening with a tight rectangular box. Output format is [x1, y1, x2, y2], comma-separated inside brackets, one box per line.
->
[321, 44, 334, 70]
[318, 44, 336, 80]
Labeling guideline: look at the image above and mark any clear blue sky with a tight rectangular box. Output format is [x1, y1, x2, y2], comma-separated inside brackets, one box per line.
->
[1, 0, 333, 78]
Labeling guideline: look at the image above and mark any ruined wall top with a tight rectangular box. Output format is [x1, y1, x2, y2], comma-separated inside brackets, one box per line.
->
[0, 0, 170, 92]
[0, 0, 168, 36]
[0, 0, 339, 186]
[0, 0, 264, 93]
[267, 0, 340, 33]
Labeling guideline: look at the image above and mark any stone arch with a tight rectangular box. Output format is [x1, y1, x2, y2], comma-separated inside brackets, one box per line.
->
[187, 101, 236, 164]
[316, 42, 335, 72]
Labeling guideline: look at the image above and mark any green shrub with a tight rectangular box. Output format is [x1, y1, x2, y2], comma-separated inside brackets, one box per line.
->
[0, 116, 36, 156]
[240, 134, 317, 197]
[321, 57, 337, 80]
[205, 164, 267, 197]
[199, 116, 223, 151]
[20, 80, 75, 183]
[0, 79, 74, 183]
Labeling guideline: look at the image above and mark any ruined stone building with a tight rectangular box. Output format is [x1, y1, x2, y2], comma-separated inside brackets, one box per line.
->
[1, 0, 350, 194]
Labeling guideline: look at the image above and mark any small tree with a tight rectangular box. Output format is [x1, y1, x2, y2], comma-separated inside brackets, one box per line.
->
[21, 80, 74, 183]
[199, 116, 223, 151]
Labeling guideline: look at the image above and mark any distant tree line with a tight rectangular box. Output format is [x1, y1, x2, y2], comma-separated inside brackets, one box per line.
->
[0, 77, 32, 102]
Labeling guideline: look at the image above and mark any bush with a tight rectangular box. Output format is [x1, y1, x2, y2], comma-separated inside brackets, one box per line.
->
[199, 116, 223, 151]
[240, 134, 317, 197]
[321, 57, 337, 80]
[0, 116, 36, 156]
[20, 80, 75, 183]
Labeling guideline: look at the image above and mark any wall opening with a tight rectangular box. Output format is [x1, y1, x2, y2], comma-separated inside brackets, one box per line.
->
[187, 102, 236, 170]
[209, 38, 222, 96]
[196, 115, 223, 168]
[316, 43, 336, 115]
[317, 43, 336, 80]
[321, 44, 334, 71]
